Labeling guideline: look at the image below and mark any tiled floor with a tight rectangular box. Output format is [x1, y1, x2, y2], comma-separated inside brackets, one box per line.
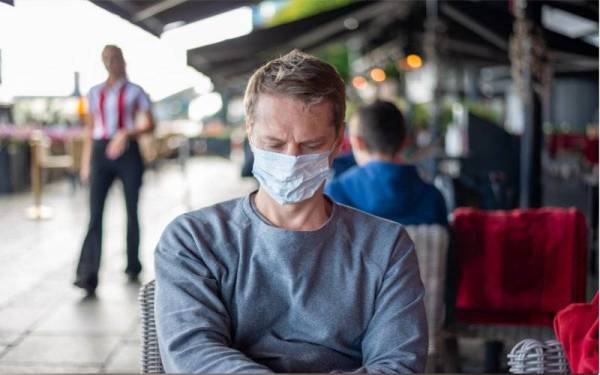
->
[0, 156, 257, 373]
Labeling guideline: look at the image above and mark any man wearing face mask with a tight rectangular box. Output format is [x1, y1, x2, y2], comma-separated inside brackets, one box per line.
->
[154, 50, 427, 373]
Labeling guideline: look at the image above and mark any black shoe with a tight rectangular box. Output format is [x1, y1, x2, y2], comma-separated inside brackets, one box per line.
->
[126, 272, 140, 283]
[74, 278, 97, 297]
[81, 289, 97, 299]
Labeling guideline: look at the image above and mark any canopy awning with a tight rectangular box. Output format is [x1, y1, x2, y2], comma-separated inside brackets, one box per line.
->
[187, 0, 406, 89]
[437, 1, 598, 69]
[185, 0, 598, 89]
[89, 0, 259, 36]
[89, 0, 598, 88]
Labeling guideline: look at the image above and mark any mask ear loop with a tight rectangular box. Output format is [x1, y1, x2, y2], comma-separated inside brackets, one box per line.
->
[247, 133, 258, 150]
[247, 133, 266, 151]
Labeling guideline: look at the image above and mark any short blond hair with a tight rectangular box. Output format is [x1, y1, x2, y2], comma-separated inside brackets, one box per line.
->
[244, 50, 346, 133]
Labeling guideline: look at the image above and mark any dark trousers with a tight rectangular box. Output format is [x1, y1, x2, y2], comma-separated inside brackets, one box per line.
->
[75, 140, 144, 288]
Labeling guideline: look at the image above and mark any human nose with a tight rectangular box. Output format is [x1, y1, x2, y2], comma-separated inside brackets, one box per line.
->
[283, 143, 302, 157]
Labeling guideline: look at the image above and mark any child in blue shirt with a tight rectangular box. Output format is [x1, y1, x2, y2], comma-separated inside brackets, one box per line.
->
[326, 100, 447, 226]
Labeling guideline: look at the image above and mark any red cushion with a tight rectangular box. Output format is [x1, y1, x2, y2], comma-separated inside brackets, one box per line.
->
[452, 208, 587, 325]
[554, 293, 599, 373]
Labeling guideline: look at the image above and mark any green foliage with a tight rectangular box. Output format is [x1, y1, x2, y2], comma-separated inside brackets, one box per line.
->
[408, 99, 501, 134]
[267, 0, 354, 27]
[313, 42, 350, 82]
[440, 104, 453, 130]
[410, 103, 430, 130]
[384, 62, 401, 81]
[466, 101, 502, 124]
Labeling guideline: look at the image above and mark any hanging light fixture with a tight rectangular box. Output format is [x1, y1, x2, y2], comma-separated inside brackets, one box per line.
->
[406, 54, 423, 69]
[352, 75, 368, 89]
[369, 68, 386, 82]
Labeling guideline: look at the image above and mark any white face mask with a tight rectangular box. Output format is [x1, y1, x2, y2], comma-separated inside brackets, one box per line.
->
[251, 143, 332, 205]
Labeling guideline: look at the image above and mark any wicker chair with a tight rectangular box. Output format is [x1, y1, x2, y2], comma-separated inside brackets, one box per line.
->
[138, 280, 165, 374]
[507, 339, 569, 374]
[405, 224, 450, 372]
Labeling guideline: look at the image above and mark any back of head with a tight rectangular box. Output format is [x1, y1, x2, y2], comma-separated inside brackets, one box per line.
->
[354, 100, 406, 156]
[244, 49, 346, 134]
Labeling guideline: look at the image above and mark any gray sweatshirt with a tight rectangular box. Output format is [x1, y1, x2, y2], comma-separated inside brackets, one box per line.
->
[155, 194, 427, 373]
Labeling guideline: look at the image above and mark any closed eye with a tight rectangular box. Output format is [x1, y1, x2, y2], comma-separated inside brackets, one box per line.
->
[265, 143, 285, 150]
[303, 142, 324, 151]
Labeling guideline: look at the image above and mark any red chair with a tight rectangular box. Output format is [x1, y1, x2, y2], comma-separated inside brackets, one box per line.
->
[446, 208, 588, 370]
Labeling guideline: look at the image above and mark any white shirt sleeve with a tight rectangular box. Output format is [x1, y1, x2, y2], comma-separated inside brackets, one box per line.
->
[136, 88, 151, 112]
[86, 88, 97, 116]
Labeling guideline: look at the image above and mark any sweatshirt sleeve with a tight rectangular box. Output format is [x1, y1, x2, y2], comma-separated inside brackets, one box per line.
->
[353, 228, 428, 373]
[154, 215, 273, 373]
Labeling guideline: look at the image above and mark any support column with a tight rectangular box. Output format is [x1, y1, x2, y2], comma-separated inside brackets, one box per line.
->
[511, 0, 546, 208]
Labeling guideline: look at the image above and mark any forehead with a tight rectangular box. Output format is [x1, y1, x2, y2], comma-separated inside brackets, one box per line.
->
[253, 94, 335, 139]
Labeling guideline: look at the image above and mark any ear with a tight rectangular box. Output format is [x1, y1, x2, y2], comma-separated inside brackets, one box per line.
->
[350, 133, 367, 152]
[331, 126, 345, 157]
[245, 120, 253, 139]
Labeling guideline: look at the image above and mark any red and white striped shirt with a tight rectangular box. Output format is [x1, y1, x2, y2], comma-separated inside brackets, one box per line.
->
[87, 79, 151, 140]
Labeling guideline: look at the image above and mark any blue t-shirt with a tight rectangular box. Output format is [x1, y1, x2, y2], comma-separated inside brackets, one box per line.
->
[326, 161, 448, 226]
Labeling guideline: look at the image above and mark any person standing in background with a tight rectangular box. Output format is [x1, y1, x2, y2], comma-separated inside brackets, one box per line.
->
[326, 100, 447, 226]
[74, 45, 154, 296]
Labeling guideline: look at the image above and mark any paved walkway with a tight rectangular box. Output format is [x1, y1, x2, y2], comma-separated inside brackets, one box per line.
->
[4, 154, 591, 373]
[0, 156, 257, 373]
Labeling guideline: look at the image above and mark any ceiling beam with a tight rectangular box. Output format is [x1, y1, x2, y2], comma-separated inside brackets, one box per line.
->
[291, 1, 404, 53]
[92, 0, 166, 36]
[543, 1, 598, 23]
[187, 1, 379, 65]
[441, 3, 509, 51]
[133, 0, 189, 22]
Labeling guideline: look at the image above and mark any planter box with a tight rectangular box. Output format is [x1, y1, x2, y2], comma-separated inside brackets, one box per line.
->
[0, 145, 10, 194]
[8, 143, 31, 193]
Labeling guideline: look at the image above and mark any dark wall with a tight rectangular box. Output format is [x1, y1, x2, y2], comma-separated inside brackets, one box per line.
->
[551, 78, 599, 132]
